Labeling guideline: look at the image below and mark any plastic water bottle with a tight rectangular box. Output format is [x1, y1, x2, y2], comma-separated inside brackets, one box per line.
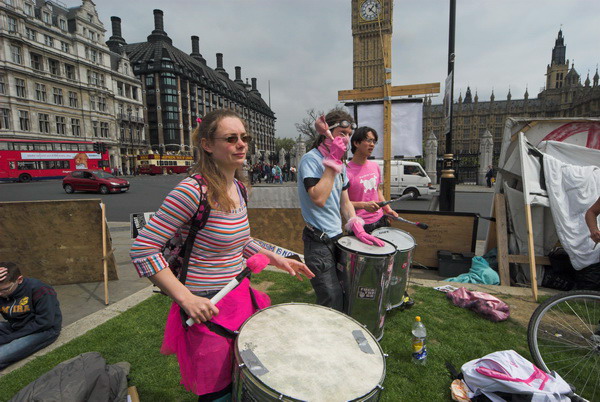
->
[411, 316, 427, 365]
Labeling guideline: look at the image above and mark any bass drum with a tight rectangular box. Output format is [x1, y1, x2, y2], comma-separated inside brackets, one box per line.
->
[233, 303, 386, 401]
[372, 227, 416, 310]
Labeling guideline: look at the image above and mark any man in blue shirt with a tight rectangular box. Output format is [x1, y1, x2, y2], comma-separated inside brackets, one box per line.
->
[298, 109, 384, 311]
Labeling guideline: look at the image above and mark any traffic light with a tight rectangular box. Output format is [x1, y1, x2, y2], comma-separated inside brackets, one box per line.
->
[100, 142, 107, 154]
[93, 142, 100, 153]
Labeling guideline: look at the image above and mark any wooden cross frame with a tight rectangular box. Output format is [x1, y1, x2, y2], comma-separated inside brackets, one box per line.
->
[338, 82, 440, 199]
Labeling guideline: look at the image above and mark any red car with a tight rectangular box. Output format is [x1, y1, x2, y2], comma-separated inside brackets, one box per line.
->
[62, 170, 130, 194]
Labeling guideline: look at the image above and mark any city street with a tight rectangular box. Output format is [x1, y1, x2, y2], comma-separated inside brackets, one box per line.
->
[0, 175, 494, 239]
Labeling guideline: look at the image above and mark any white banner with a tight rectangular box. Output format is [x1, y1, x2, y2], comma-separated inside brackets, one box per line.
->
[350, 101, 423, 158]
[20, 152, 102, 160]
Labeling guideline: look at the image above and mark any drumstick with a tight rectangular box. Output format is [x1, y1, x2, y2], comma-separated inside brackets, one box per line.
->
[387, 215, 429, 230]
[185, 254, 270, 326]
[376, 194, 413, 207]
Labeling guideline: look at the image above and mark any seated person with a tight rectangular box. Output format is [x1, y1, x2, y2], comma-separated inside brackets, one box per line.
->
[0, 262, 62, 370]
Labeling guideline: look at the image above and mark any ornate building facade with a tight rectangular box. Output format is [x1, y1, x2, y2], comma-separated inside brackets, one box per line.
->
[107, 9, 276, 161]
[423, 29, 600, 156]
[0, 0, 146, 171]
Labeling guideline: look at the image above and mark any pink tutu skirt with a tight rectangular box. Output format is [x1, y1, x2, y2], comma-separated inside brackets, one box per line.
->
[161, 278, 271, 395]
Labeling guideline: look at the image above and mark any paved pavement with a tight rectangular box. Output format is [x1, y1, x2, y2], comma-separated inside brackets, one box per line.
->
[0, 183, 504, 376]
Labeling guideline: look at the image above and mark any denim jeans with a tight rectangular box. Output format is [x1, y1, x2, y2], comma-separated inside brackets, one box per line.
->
[303, 227, 344, 312]
[0, 322, 60, 369]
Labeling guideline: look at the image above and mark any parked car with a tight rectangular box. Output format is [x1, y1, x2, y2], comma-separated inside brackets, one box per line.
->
[374, 160, 434, 199]
[62, 170, 129, 194]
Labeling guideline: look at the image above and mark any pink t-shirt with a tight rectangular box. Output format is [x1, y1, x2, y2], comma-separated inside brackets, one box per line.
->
[346, 160, 383, 224]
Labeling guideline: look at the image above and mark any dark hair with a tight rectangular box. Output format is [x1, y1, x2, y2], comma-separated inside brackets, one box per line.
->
[190, 109, 249, 211]
[311, 108, 354, 150]
[351, 126, 378, 154]
[0, 262, 20, 283]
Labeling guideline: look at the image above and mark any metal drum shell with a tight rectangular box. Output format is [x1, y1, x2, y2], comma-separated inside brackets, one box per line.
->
[336, 237, 396, 341]
[232, 303, 386, 402]
[372, 228, 416, 310]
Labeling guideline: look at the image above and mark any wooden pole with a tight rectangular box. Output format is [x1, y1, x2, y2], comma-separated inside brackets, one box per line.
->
[101, 202, 109, 305]
[382, 26, 392, 200]
[524, 203, 539, 301]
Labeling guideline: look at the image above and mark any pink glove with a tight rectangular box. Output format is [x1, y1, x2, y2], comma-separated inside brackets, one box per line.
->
[345, 217, 386, 247]
[319, 136, 347, 173]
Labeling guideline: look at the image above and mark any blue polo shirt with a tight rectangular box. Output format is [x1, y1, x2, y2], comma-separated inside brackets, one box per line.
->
[298, 149, 349, 238]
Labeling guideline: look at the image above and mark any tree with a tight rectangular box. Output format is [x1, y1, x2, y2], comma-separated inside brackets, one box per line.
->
[275, 138, 296, 153]
[294, 108, 323, 144]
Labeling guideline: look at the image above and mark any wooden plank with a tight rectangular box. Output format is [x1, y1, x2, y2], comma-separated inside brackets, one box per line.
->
[248, 208, 305, 254]
[494, 194, 511, 286]
[508, 255, 550, 265]
[485, 194, 498, 254]
[524, 203, 539, 301]
[382, 35, 392, 200]
[338, 82, 440, 101]
[101, 202, 109, 305]
[0, 200, 118, 285]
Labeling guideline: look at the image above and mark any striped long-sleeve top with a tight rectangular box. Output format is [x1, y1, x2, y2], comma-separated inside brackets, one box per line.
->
[130, 177, 262, 292]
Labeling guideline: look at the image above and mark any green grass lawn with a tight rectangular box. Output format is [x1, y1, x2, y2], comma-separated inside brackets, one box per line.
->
[0, 272, 532, 401]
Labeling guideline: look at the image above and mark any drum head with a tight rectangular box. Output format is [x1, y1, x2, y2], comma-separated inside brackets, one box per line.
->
[236, 303, 385, 401]
[372, 227, 416, 251]
[337, 235, 396, 256]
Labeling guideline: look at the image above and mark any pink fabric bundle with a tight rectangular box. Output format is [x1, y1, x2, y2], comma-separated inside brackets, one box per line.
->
[447, 287, 510, 322]
[161, 278, 270, 395]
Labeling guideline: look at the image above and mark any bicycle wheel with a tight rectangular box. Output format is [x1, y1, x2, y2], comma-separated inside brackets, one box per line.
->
[528, 290, 600, 401]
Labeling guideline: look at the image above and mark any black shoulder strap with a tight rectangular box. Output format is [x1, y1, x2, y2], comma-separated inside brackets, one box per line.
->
[178, 175, 211, 285]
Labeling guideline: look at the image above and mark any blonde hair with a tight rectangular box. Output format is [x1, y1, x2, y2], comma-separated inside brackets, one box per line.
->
[189, 109, 249, 211]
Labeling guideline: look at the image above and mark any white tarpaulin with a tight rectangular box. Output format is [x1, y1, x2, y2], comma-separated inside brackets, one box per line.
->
[347, 101, 423, 158]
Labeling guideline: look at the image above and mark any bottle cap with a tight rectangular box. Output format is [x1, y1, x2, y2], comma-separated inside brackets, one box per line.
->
[415, 316, 421, 322]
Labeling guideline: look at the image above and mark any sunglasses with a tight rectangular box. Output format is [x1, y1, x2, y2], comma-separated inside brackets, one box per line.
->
[329, 120, 357, 130]
[363, 138, 378, 145]
[214, 135, 252, 144]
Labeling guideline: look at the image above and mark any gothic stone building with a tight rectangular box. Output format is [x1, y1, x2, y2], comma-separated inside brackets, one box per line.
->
[0, 0, 146, 171]
[107, 9, 276, 160]
[423, 29, 600, 158]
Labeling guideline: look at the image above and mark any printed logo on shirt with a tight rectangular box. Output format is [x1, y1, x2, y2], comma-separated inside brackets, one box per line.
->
[20, 297, 29, 306]
[360, 176, 377, 193]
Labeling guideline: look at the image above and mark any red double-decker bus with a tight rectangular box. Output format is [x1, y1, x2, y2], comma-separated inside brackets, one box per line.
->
[0, 139, 110, 182]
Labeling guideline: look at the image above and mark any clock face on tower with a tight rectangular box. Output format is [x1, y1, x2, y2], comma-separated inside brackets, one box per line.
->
[360, 0, 382, 21]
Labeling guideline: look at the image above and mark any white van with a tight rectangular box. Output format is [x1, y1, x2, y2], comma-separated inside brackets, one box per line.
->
[374, 160, 434, 199]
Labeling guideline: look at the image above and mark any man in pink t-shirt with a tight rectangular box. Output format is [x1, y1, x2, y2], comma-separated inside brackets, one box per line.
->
[346, 127, 398, 233]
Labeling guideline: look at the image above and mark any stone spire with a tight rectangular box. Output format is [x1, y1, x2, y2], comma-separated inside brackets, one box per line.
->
[458, 91, 462, 104]
[594, 66, 599, 87]
[474, 90, 478, 103]
[507, 87, 512, 101]
[464, 86, 472, 103]
[524, 86, 529, 100]
[490, 89, 495, 102]
[585, 71, 591, 87]
[551, 28, 566, 65]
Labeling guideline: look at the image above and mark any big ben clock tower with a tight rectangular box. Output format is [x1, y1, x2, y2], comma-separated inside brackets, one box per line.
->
[352, 0, 393, 90]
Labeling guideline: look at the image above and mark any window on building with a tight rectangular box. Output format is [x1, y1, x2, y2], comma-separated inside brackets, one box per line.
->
[49, 59, 59, 76]
[24, 3, 34, 16]
[92, 121, 99, 137]
[56, 116, 66, 135]
[15, 78, 26, 97]
[0, 109, 10, 129]
[163, 95, 177, 103]
[18, 110, 29, 131]
[65, 64, 75, 80]
[25, 28, 36, 40]
[10, 44, 22, 64]
[59, 19, 67, 31]
[39, 113, 50, 133]
[61, 41, 70, 53]
[42, 12, 51, 24]
[161, 73, 177, 86]
[100, 122, 109, 138]
[99, 74, 105, 87]
[90, 95, 96, 110]
[118, 103, 124, 115]
[145, 76, 154, 86]
[7, 17, 18, 33]
[53, 88, 63, 105]
[35, 83, 47, 102]
[125, 84, 131, 98]
[117, 81, 123, 96]
[68, 91, 78, 107]
[0, 75, 5, 94]
[44, 35, 54, 47]
[132, 87, 138, 100]
[71, 118, 81, 136]
[89, 48, 97, 62]
[30, 53, 42, 70]
[87, 13, 93, 22]
[98, 96, 106, 111]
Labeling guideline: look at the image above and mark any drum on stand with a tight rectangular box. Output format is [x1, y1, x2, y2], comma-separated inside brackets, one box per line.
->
[371, 228, 416, 310]
[336, 236, 396, 341]
[232, 303, 386, 401]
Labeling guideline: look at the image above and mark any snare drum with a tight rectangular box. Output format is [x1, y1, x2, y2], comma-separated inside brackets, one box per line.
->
[336, 236, 396, 340]
[372, 227, 416, 310]
[233, 303, 386, 401]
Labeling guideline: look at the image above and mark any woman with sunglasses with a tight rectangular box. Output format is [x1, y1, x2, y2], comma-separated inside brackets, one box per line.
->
[298, 109, 384, 312]
[131, 109, 313, 400]
[346, 127, 399, 233]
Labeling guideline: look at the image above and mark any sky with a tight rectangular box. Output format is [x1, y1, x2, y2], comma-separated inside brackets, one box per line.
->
[68, 0, 600, 138]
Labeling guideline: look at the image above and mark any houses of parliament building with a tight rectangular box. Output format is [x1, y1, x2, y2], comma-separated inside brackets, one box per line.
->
[423, 29, 600, 156]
